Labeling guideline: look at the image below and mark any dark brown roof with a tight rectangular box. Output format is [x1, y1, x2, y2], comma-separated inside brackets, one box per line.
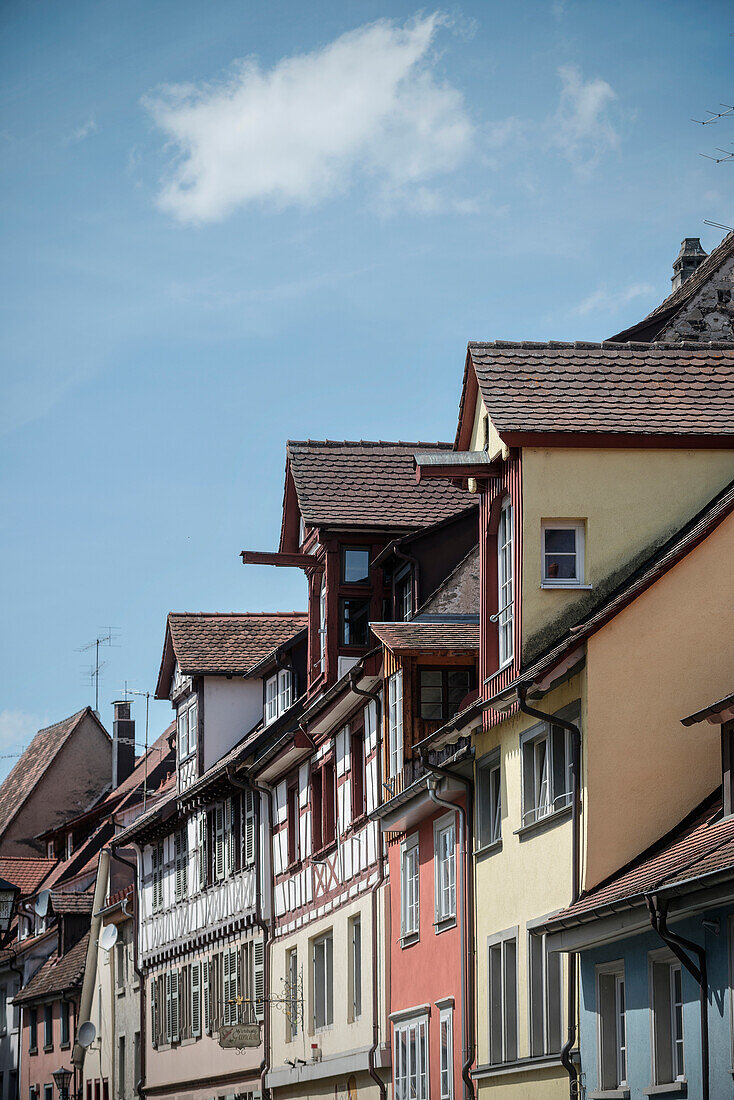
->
[370, 620, 480, 652]
[546, 790, 733, 929]
[609, 231, 734, 342]
[50, 890, 94, 915]
[156, 612, 307, 698]
[467, 341, 734, 438]
[681, 690, 734, 727]
[0, 858, 56, 896]
[286, 440, 473, 530]
[0, 708, 108, 841]
[14, 931, 89, 1004]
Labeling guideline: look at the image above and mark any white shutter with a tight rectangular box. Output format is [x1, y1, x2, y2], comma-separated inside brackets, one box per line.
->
[150, 978, 158, 1047]
[165, 972, 172, 1042]
[254, 939, 265, 1022]
[191, 962, 201, 1037]
[203, 959, 210, 1034]
[215, 804, 225, 881]
[222, 949, 231, 1025]
[170, 970, 180, 1043]
[174, 831, 184, 901]
[198, 812, 207, 889]
[225, 799, 235, 876]
[244, 789, 256, 867]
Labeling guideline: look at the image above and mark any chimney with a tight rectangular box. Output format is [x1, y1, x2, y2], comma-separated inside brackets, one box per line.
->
[112, 700, 136, 789]
[671, 237, 708, 291]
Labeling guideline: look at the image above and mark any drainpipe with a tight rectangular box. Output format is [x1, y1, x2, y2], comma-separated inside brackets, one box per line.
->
[349, 672, 388, 1100]
[517, 686, 581, 1100]
[108, 848, 145, 1100]
[647, 895, 709, 1100]
[229, 766, 274, 1099]
[418, 749, 475, 1100]
[72, 848, 110, 1075]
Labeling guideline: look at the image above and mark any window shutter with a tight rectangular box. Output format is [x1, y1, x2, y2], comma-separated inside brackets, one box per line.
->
[244, 789, 256, 867]
[234, 947, 242, 1022]
[165, 972, 172, 1043]
[174, 831, 183, 901]
[254, 939, 265, 1022]
[599, 973, 619, 1089]
[231, 796, 241, 873]
[198, 812, 208, 889]
[150, 979, 158, 1048]
[214, 804, 225, 881]
[222, 949, 230, 1025]
[170, 970, 180, 1043]
[203, 959, 210, 1034]
[191, 962, 201, 1037]
[652, 962, 673, 1084]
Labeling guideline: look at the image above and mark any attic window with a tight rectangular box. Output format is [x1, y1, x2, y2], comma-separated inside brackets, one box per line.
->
[541, 522, 586, 588]
[342, 547, 370, 585]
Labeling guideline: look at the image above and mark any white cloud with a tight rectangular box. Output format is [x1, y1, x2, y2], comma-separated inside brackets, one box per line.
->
[70, 117, 97, 142]
[550, 64, 619, 170]
[144, 13, 475, 223]
[574, 282, 655, 316]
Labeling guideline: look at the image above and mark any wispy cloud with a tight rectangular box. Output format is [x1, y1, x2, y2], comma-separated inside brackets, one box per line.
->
[574, 282, 654, 316]
[550, 64, 619, 170]
[69, 117, 97, 143]
[0, 710, 44, 782]
[144, 13, 475, 223]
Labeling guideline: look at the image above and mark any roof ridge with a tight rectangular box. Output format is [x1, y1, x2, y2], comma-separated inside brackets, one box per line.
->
[287, 439, 454, 449]
[35, 707, 89, 737]
[168, 611, 307, 618]
[468, 339, 734, 351]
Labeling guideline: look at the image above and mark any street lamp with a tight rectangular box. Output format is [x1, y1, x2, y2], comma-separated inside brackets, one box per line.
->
[0, 877, 20, 948]
[52, 1067, 73, 1100]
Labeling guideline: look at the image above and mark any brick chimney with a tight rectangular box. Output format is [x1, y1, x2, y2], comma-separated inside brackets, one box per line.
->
[671, 238, 708, 291]
[112, 700, 136, 789]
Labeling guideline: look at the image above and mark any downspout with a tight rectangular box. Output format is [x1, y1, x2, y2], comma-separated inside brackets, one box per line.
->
[229, 766, 274, 1099]
[109, 847, 145, 1100]
[72, 848, 110, 1076]
[349, 672, 388, 1100]
[647, 895, 709, 1100]
[517, 686, 581, 1099]
[418, 749, 475, 1100]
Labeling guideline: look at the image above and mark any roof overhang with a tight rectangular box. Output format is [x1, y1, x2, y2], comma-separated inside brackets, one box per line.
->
[413, 450, 502, 485]
[681, 691, 734, 727]
[371, 770, 467, 833]
[240, 550, 319, 569]
[498, 431, 734, 450]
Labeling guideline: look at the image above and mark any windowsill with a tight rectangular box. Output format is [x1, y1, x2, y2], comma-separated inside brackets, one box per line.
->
[312, 842, 337, 861]
[29, 1048, 37, 1056]
[116, 988, 126, 997]
[60, 1042, 70, 1051]
[642, 1083, 687, 1097]
[434, 916, 457, 934]
[399, 932, 420, 948]
[180, 1037, 197, 1047]
[589, 1091, 630, 1100]
[286, 859, 302, 874]
[475, 838, 502, 858]
[43, 1045, 53, 1053]
[514, 804, 572, 839]
[540, 583, 593, 590]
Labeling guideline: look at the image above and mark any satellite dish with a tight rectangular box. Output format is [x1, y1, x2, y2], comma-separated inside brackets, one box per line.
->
[34, 890, 50, 917]
[100, 925, 118, 952]
[77, 1021, 96, 1049]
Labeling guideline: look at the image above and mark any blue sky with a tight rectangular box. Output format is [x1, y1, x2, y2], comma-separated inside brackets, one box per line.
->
[0, 0, 731, 779]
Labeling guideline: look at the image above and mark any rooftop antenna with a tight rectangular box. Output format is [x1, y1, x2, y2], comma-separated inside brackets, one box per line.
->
[704, 220, 734, 232]
[77, 629, 119, 714]
[691, 104, 734, 125]
[120, 687, 151, 809]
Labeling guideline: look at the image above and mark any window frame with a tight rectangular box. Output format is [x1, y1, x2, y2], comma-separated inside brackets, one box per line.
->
[487, 927, 518, 1065]
[596, 960, 627, 1091]
[400, 833, 420, 944]
[541, 520, 586, 589]
[339, 596, 371, 649]
[318, 581, 327, 676]
[349, 914, 362, 1022]
[439, 1005, 454, 1100]
[312, 931, 334, 1033]
[350, 726, 366, 823]
[649, 949, 685, 1086]
[341, 546, 371, 585]
[497, 497, 514, 668]
[286, 947, 299, 1041]
[311, 755, 336, 855]
[527, 929, 562, 1057]
[520, 706, 579, 829]
[388, 671, 404, 780]
[417, 666, 475, 723]
[433, 813, 457, 930]
[43, 1004, 52, 1051]
[286, 776, 300, 868]
[476, 749, 502, 852]
[393, 1013, 429, 1100]
[176, 697, 198, 762]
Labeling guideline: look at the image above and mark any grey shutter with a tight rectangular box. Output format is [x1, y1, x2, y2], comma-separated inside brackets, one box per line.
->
[170, 969, 180, 1043]
[165, 972, 172, 1043]
[244, 789, 256, 867]
[214, 805, 225, 881]
[174, 831, 184, 901]
[599, 973, 619, 1089]
[254, 939, 265, 1022]
[503, 938, 517, 1062]
[528, 933, 544, 1056]
[653, 962, 674, 1084]
[546, 945, 562, 1053]
[221, 949, 230, 1025]
[225, 799, 235, 876]
[203, 959, 210, 1034]
[150, 978, 158, 1048]
[489, 943, 502, 1063]
[198, 812, 207, 889]
[191, 961, 201, 1037]
[232, 947, 240, 1022]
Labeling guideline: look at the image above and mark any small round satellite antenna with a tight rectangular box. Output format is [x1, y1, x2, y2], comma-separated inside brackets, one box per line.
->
[34, 890, 50, 917]
[100, 925, 118, 952]
[77, 1021, 96, 1049]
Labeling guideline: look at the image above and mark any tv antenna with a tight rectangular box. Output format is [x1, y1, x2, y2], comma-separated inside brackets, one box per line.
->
[77, 629, 119, 713]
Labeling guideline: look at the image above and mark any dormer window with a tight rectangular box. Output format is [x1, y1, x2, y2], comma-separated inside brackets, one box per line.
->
[541, 521, 586, 588]
[265, 669, 292, 725]
[342, 547, 370, 585]
[177, 700, 198, 761]
[66, 832, 73, 859]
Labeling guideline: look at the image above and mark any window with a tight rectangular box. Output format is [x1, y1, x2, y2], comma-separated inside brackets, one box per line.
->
[66, 832, 74, 859]
[400, 834, 419, 941]
[46, 841, 54, 859]
[116, 941, 127, 992]
[651, 955, 685, 1085]
[541, 521, 585, 587]
[528, 931, 562, 1056]
[151, 843, 164, 912]
[340, 598, 370, 647]
[287, 949, 298, 1040]
[597, 963, 627, 1091]
[521, 721, 574, 827]
[418, 668, 474, 722]
[60, 999, 70, 1046]
[312, 932, 333, 1031]
[351, 729, 366, 821]
[476, 751, 502, 850]
[118, 1036, 125, 1099]
[29, 1008, 37, 1052]
[190, 960, 201, 1037]
[349, 915, 362, 1021]
[43, 1004, 52, 1049]
[0, 987, 5, 1033]
[434, 816, 456, 926]
[44, 1086, 52, 1100]
[174, 828, 188, 902]
[287, 780, 300, 867]
[165, 970, 180, 1043]
[265, 676, 278, 724]
[394, 1016, 428, 1100]
[342, 547, 370, 584]
[134, 1033, 140, 1090]
[319, 582, 327, 675]
[265, 670, 293, 725]
[311, 759, 335, 853]
[440, 1007, 454, 1100]
[177, 701, 197, 760]
[388, 672, 404, 779]
[395, 569, 413, 621]
[497, 498, 514, 667]
[488, 930, 517, 1064]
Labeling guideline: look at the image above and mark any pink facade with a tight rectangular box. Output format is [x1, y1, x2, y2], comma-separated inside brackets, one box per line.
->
[22, 997, 79, 1100]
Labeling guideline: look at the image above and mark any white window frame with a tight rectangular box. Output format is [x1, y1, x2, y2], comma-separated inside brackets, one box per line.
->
[400, 833, 420, 942]
[349, 914, 362, 1022]
[312, 931, 333, 1033]
[265, 675, 279, 725]
[394, 1013, 429, 1100]
[177, 698, 197, 761]
[541, 520, 587, 588]
[319, 582, 327, 675]
[476, 750, 502, 851]
[388, 671, 404, 779]
[649, 949, 685, 1086]
[433, 813, 456, 929]
[265, 669, 293, 726]
[287, 948, 299, 1041]
[527, 929, 562, 1056]
[439, 1005, 454, 1100]
[596, 960, 627, 1091]
[487, 928, 518, 1065]
[497, 497, 514, 668]
[520, 715, 576, 828]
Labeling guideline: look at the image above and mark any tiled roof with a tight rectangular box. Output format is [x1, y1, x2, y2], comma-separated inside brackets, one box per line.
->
[0, 708, 107, 841]
[547, 790, 733, 928]
[0, 858, 56, 896]
[610, 232, 734, 341]
[286, 440, 473, 530]
[467, 341, 734, 437]
[370, 620, 480, 651]
[156, 612, 307, 698]
[50, 890, 94, 915]
[681, 690, 734, 727]
[14, 931, 89, 1004]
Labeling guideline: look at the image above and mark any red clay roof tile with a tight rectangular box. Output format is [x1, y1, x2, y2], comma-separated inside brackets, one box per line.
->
[370, 620, 480, 651]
